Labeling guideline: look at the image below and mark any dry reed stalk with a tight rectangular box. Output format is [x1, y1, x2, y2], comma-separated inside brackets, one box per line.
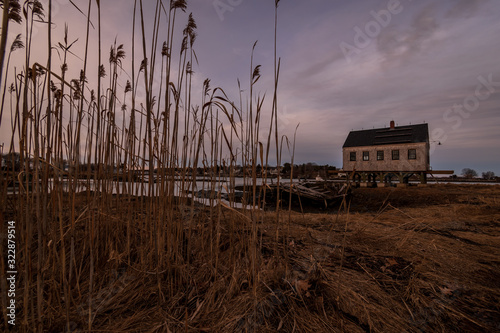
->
[0, 1, 298, 331]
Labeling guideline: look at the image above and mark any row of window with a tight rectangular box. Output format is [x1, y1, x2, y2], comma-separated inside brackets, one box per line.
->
[350, 149, 416, 162]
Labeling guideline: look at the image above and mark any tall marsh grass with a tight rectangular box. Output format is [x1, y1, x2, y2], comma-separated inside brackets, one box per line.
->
[0, 0, 294, 331]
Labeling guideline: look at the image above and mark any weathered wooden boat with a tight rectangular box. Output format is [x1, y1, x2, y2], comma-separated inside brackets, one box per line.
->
[267, 180, 350, 208]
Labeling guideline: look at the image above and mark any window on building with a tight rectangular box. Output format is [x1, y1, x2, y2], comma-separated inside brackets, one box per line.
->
[363, 151, 369, 161]
[392, 150, 399, 160]
[408, 149, 416, 160]
[377, 151, 384, 161]
[350, 152, 356, 161]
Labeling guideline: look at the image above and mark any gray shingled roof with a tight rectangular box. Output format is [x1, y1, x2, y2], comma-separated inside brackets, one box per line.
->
[343, 123, 429, 148]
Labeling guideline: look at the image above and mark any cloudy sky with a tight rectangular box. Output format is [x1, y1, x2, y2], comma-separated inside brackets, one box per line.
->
[2, 0, 500, 175]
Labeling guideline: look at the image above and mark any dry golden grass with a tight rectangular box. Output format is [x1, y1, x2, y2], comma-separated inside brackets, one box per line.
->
[2, 184, 498, 332]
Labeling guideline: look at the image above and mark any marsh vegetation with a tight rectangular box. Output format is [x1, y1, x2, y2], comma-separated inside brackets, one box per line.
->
[1, 1, 499, 332]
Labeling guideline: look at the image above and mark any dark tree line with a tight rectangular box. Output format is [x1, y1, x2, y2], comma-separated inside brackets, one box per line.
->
[461, 168, 496, 180]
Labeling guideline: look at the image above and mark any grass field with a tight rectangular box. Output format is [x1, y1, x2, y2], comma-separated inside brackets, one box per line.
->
[3, 183, 499, 332]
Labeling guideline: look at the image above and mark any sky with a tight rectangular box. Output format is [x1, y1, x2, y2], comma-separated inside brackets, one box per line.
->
[2, 0, 500, 175]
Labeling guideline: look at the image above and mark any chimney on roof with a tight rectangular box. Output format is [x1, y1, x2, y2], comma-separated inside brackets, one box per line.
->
[390, 120, 395, 129]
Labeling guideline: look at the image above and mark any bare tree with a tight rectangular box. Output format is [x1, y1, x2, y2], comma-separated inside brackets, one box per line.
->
[461, 168, 478, 178]
[482, 171, 495, 180]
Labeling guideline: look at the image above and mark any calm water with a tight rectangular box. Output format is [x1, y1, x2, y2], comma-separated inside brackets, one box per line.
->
[7, 177, 295, 208]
